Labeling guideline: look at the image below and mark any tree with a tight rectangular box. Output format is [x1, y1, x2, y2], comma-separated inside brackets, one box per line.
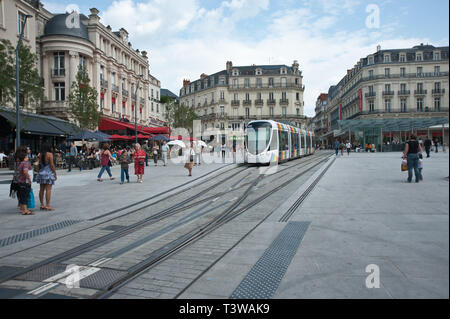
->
[68, 65, 102, 131]
[0, 39, 43, 108]
[164, 99, 198, 133]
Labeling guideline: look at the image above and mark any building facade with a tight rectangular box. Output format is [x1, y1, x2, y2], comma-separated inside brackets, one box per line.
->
[148, 74, 167, 127]
[0, 1, 162, 127]
[311, 93, 328, 147]
[317, 44, 449, 149]
[179, 61, 307, 133]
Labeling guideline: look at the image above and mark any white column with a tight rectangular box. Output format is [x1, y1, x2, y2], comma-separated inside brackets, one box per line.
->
[68, 51, 78, 87]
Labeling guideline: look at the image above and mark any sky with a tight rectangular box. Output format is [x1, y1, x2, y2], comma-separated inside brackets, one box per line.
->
[41, 0, 449, 116]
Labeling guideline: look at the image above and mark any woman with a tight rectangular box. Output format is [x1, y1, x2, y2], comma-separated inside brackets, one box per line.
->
[134, 143, 146, 183]
[15, 148, 33, 215]
[153, 142, 159, 166]
[36, 143, 57, 211]
[97, 143, 115, 182]
[184, 142, 195, 177]
[403, 134, 422, 183]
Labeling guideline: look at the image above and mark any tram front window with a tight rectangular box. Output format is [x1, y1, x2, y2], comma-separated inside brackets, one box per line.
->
[246, 122, 272, 155]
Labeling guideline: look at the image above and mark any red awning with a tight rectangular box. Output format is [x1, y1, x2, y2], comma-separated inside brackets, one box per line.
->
[131, 134, 151, 139]
[109, 134, 132, 140]
[142, 126, 170, 134]
[98, 117, 147, 134]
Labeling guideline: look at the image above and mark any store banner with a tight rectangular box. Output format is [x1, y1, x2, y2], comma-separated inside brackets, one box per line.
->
[358, 89, 362, 111]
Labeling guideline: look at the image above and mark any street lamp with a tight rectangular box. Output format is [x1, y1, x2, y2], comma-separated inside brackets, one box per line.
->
[15, 14, 33, 149]
[15, 14, 32, 150]
[134, 75, 143, 145]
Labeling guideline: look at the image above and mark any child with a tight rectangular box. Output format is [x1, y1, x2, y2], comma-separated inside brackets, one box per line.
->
[418, 153, 424, 181]
[119, 147, 130, 184]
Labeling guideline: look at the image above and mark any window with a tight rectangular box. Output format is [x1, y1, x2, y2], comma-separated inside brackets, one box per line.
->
[434, 52, 440, 60]
[257, 92, 262, 100]
[233, 93, 238, 101]
[157, 104, 159, 113]
[268, 78, 274, 88]
[434, 66, 440, 75]
[54, 82, 65, 101]
[100, 97, 104, 110]
[417, 67, 422, 76]
[53, 52, 65, 75]
[220, 91, 225, 100]
[400, 83, 406, 92]
[369, 100, 374, 112]
[220, 106, 224, 115]
[233, 79, 238, 89]
[232, 123, 240, 131]
[296, 108, 300, 115]
[281, 92, 287, 100]
[417, 98, 423, 112]
[244, 78, 250, 88]
[385, 99, 391, 112]
[18, 11, 27, 35]
[368, 56, 373, 65]
[281, 77, 287, 88]
[282, 107, 287, 116]
[385, 84, 391, 92]
[368, 70, 374, 79]
[401, 99, 407, 112]
[399, 54, 406, 62]
[296, 92, 300, 101]
[368, 85, 374, 94]
[112, 99, 115, 113]
[100, 66, 104, 83]
[400, 67, 406, 77]
[434, 97, 441, 111]
[232, 70, 239, 76]
[295, 78, 299, 85]
[269, 107, 274, 116]
[245, 93, 250, 101]
[245, 108, 250, 118]
[434, 82, 441, 91]
[385, 68, 390, 77]
[256, 69, 262, 75]
[79, 55, 86, 70]
[269, 92, 274, 100]
[417, 83, 423, 92]
[416, 53, 422, 61]
[256, 78, 262, 88]
[151, 102, 154, 112]
[219, 77, 225, 85]
[384, 55, 390, 63]
[220, 122, 225, 130]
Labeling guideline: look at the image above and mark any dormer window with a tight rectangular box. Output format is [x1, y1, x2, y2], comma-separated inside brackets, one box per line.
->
[255, 69, 262, 75]
[280, 67, 287, 74]
[399, 54, 406, 62]
[384, 54, 390, 63]
[219, 77, 225, 85]
[434, 52, 441, 60]
[232, 69, 239, 76]
[368, 56, 374, 65]
[416, 53, 423, 61]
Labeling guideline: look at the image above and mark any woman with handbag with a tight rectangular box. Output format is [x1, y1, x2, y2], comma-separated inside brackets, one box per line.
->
[36, 143, 57, 211]
[134, 143, 146, 183]
[402, 134, 423, 183]
[97, 143, 115, 182]
[184, 142, 195, 177]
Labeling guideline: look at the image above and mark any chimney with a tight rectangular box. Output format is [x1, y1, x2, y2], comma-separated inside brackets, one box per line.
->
[200, 73, 208, 79]
[376, 44, 381, 52]
[226, 61, 233, 71]
[183, 79, 190, 87]
[347, 69, 351, 75]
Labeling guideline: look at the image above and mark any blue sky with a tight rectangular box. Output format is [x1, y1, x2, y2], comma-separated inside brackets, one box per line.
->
[41, 0, 449, 116]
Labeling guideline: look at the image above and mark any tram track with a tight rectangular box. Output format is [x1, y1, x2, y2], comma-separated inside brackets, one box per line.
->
[0, 153, 332, 298]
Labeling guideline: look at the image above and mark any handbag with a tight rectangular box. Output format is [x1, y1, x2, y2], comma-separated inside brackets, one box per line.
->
[27, 187, 35, 209]
[401, 159, 408, 171]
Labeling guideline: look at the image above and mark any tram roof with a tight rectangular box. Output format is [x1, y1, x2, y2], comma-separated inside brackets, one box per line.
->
[338, 117, 449, 132]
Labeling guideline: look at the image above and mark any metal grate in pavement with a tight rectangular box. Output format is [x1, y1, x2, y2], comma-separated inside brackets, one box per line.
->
[79, 268, 127, 290]
[101, 225, 126, 232]
[16, 263, 68, 282]
[0, 220, 82, 248]
[230, 221, 310, 299]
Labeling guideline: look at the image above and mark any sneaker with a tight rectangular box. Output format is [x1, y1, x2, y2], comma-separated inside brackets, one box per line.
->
[120, 182, 124, 184]
[127, 179, 130, 183]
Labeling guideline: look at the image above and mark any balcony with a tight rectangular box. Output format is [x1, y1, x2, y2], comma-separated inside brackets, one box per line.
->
[365, 92, 376, 98]
[432, 89, 445, 95]
[267, 99, 276, 105]
[243, 100, 252, 106]
[382, 91, 394, 96]
[414, 89, 427, 96]
[219, 98, 226, 103]
[52, 68, 65, 77]
[209, 99, 216, 105]
[280, 99, 289, 105]
[231, 100, 240, 106]
[255, 99, 264, 106]
[397, 90, 410, 96]
[122, 89, 129, 97]
[112, 84, 120, 93]
[100, 79, 108, 89]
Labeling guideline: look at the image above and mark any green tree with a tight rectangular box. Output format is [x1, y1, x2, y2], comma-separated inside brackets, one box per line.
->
[68, 65, 102, 131]
[0, 39, 43, 108]
[165, 99, 197, 133]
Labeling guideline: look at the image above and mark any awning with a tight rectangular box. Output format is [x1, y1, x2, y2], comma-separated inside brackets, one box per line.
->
[142, 126, 170, 134]
[98, 117, 147, 134]
[338, 117, 449, 132]
[0, 107, 79, 136]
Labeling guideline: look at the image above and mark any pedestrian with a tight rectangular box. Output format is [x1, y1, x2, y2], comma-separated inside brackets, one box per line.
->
[184, 142, 195, 176]
[221, 142, 226, 161]
[402, 134, 422, 183]
[418, 153, 424, 181]
[36, 142, 57, 211]
[340, 142, 345, 156]
[334, 139, 340, 156]
[67, 141, 78, 172]
[434, 138, 439, 153]
[346, 141, 352, 156]
[119, 146, 130, 184]
[97, 143, 115, 182]
[0, 150, 6, 167]
[161, 141, 169, 166]
[152, 142, 159, 166]
[8, 149, 15, 170]
[134, 143, 146, 183]
[15, 147, 33, 215]
[142, 142, 150, 167]
[424, 136, 432, 158]
[194, 141, 201, 166]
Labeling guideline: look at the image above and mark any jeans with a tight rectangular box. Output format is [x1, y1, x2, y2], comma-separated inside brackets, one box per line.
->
[121, 168, 129, 183]
[145, 154, 148, 166]
[425, 147, 430, 158]
[162, 152, 167, 166]
[97, 165, 112, 179]
[335, 148, 339, 156]
[67, 156, 74, 171]
[407, 153, 420, 183]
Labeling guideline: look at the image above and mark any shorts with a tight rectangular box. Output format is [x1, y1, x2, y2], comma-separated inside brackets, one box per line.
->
[17, 183, 31, 205]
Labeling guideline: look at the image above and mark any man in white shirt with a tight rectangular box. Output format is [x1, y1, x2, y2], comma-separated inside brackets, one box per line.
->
[345, 141, 352, 156]
[194, 142, 202, 166]
[0, 150, 6, 166]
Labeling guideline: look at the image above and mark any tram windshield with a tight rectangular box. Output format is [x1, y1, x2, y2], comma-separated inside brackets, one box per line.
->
[246, 122, 272, 155]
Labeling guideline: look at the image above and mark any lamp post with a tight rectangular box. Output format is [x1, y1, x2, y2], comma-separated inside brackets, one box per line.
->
[15, 14, 33, 150]
[134, 76, 143, 145]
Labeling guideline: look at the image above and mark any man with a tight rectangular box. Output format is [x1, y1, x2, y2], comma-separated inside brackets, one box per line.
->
[161, 141, 169, 166]
[194, 141, 201, 166]
[0, 150, 6, 167]
[434, 138, 439, 153]
[333, 139, 340, 156]
[67, 141, 78, 172]
[424, 136, 432, 158]
[142, 142, 150, 166]
[345, 141, 352, 156]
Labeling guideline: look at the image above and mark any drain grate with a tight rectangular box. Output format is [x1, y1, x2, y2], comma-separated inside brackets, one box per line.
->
[230, 221, 310, 299]
[0, 220, 82, 248]
[16, 263, 68, 282]
[79, 268, 127, 290]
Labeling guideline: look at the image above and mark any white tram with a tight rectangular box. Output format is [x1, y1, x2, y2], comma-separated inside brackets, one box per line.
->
[245, 120, 316, 164]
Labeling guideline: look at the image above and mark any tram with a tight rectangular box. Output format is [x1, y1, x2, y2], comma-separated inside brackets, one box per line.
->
[245, 120, 315, 164]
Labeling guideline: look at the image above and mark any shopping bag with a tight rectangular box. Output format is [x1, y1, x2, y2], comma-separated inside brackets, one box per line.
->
[27, 187, 35, 209]
[401, 159, 408, 172]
